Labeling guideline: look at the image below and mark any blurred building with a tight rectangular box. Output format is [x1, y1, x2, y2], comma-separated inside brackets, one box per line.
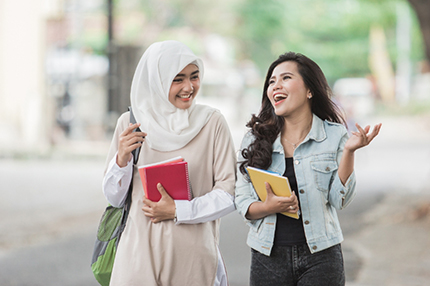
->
[0, 0, 50, 154]
[0, 0, 111, 156]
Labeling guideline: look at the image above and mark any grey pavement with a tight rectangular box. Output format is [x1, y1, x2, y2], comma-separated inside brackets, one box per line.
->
[1, 115, 430, 285]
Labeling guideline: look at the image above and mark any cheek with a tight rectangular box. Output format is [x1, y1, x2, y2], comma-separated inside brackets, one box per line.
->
[193, 81, 201, 92]
[168, 86, 179, 103]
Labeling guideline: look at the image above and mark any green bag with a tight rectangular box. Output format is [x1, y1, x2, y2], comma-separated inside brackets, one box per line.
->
[91, 107, 141, 285]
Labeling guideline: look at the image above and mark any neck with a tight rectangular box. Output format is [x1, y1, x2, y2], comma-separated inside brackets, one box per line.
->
[282, 112, 313, 140]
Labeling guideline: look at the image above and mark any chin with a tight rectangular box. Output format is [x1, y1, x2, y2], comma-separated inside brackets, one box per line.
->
[273, 107, 287, 117]
[177, 101, 193, 110]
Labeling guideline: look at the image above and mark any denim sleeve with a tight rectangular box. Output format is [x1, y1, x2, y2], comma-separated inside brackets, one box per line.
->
[234, 134, 264, 230]
[328, 132, 357, 210]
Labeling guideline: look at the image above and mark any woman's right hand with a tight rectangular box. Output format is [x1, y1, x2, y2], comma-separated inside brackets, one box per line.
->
[263, 182, 299, 214]
[245, 182, 299, 220]
[116, 123, 147, 168]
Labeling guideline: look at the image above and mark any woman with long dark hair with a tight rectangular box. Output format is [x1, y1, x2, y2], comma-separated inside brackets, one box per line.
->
[235, 52, 381, 286]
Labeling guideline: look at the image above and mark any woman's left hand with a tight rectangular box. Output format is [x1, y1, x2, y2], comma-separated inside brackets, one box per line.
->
[142, 183, 176, 223]
[344, 123, 382, 152]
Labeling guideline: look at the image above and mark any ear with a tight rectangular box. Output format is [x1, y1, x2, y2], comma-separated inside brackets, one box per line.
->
[307, 91, 312, 99]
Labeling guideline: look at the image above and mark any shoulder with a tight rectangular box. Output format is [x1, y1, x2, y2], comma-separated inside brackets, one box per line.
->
[114, 111, 131, 131]
[204, 110, 229, 131]
[240, 130, 255, 149]
[323, 120, 348, 140]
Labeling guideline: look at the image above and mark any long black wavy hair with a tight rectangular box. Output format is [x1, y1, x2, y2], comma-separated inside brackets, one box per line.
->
[239, 52, 346, 175]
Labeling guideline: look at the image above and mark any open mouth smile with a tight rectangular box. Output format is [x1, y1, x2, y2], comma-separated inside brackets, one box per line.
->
[274, 93, 287, 105]
[177, 93, 193, 101]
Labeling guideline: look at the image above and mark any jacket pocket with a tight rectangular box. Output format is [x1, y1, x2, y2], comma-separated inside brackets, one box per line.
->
[311, 160, 338, 193]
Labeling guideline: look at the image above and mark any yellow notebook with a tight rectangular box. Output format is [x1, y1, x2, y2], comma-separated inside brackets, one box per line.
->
[246, 166, 299, 219]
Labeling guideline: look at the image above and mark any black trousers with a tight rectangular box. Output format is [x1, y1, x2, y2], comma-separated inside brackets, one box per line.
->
[250, 244, 345, 286]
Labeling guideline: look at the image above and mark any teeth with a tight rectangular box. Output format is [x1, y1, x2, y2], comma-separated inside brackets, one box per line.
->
[274, 94, 287, 101]
[178, 94, 192, 98]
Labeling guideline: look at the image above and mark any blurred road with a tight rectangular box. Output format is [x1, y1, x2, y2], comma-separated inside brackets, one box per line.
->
[0, 115, 430, 286]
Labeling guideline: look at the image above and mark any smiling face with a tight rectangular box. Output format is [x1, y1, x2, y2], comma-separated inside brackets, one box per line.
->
[267, 61, 312, 118]
[168, 64, 200, 109]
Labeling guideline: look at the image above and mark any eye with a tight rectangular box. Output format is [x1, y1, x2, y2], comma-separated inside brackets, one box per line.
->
[191, 75, 199, 80]
[283, 75, 291, 81]
[173, 78, 183, 83]
[268, 79, 275, 85]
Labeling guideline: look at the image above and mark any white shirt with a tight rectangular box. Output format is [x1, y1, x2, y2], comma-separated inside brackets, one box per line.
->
[102, 153, 234, 286]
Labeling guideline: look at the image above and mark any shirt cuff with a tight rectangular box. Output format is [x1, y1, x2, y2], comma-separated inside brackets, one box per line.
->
[174, 200, 192, 223]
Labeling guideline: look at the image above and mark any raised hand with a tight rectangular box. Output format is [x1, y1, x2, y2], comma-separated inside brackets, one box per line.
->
[117, 123, 147, 167]
[344, 123, 382, 152]
[142, 183, 176, 223]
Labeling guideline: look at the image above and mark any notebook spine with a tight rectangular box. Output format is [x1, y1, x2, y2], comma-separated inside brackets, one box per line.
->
[185, 162, 192, 200]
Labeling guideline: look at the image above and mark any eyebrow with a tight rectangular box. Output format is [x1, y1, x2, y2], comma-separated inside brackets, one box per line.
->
[270, 71, 294, 80]
[175, 70, 200, 77]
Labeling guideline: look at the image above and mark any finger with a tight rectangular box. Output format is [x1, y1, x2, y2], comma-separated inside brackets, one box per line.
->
[142, 196, 154, 207]
[142, 209, 152, 217]
[123, 133, 146, 146]
[157, 183, 170, 198]
[122, 143, 142, 156]
[363, 125, 371, 134]
[124, 131, 147, 141]
[366, 123, 382, 142]
[120, 123, 141, 137]
[151, 217, 160, 224]
[141, 205, 153, 216]
[355, 123, 368, 137]
[265, 182, 275, 196]
[290, 193, 298, 203]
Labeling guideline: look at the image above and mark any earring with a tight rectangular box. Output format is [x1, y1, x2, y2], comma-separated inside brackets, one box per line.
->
[308, 95, 312, 99]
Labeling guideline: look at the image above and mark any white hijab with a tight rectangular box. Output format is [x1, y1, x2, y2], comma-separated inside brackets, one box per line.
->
[130, 40, 216, 152]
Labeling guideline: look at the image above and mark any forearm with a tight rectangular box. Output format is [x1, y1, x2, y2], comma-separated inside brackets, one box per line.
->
[245, 201, 274, 220]
[175, 189, 235, 224]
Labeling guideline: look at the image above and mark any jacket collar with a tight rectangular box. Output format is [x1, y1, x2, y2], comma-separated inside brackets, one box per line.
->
[273, 114, 326, 153]
[308, 114, 326, 142]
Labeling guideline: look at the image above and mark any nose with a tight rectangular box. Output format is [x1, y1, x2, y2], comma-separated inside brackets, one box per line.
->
[272, 79, 281, 91]
[183, 79, 194, 93]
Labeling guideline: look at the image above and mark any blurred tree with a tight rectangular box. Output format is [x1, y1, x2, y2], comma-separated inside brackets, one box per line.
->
[407, 0, 430, 64]
[234, 0, 286, 70]
[107, 0, 425, 83]
[234, 0, 403, 83]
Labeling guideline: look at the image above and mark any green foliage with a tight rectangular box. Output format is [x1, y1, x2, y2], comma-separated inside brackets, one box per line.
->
[109, 0, 425, 82]
[234, 0, 410, 82]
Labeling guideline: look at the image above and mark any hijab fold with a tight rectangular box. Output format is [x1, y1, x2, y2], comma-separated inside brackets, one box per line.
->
[130, 40, 216, 151]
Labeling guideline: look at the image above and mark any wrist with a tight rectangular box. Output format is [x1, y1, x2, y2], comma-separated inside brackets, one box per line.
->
[343, 148, 355, 156]
[116, 154, 131, 168]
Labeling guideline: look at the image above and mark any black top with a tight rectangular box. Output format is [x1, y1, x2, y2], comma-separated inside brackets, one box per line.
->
[273, 158, 307, 246]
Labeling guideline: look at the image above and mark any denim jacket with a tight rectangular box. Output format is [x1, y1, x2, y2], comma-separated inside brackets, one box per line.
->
[235, 114, 356, 255]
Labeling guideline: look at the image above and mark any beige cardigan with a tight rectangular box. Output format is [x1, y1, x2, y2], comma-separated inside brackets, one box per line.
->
[106, 110, 236, 286]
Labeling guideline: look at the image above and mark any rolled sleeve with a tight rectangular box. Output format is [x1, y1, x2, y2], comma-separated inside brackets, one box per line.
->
[329, 132, 357, 210]
[102, 152, 133, 207]
[329, 170, 356, 210]
[234, 133, 265, 230]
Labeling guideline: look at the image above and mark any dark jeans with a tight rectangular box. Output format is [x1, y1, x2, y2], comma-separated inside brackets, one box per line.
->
[250, 244, 345, 286]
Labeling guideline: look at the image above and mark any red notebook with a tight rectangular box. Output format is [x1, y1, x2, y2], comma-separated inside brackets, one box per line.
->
[138, 157, 192, 202]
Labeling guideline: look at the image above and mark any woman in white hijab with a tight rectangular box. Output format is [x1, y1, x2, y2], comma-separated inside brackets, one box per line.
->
[102, 40, 236, 286]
